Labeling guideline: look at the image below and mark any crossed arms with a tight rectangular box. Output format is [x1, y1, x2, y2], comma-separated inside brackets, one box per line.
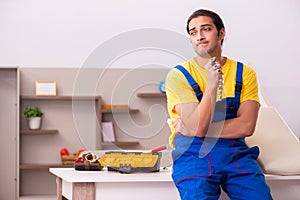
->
[173, 99, 260, 138]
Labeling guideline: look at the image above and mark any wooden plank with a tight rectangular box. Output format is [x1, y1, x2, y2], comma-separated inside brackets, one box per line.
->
[72, 182, 95, 200]
[20, 129, 59, 135]
[102, 108, 139, 113]
[56, 177, 62, 200]
[136, 92, 166, 97]
[102, 104, 129, 110]
[19, 195, 57, 200]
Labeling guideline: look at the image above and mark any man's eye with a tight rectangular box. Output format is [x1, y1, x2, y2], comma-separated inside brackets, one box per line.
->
[190, 32, 196, 35]
[203, 27, 211, 31]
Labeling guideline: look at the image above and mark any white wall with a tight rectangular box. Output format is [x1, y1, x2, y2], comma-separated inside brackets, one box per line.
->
[1, 0, 300, 137]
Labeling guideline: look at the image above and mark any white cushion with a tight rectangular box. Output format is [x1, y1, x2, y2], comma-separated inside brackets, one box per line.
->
[246, 107, 300, 175]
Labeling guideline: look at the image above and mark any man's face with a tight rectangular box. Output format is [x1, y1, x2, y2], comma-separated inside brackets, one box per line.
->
[188, 16, 224, 57]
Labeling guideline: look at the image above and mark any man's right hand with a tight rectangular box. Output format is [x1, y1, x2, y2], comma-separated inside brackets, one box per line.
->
[203, 57, 222, 91]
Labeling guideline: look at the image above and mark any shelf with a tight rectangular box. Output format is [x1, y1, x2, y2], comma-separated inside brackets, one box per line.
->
[102, 105, 139, 113]
[102, 108, 139, 113]
[20, 129, 59, 135]
[20, 163, 73, 169]
[21, 95, 101, 100]
[101, 141, 140, 148]
[20, 195, 56, 200]
[136, 92, 166, 97]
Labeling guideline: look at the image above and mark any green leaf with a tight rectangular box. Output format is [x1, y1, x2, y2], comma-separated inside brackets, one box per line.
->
[23, 106, 44, 119]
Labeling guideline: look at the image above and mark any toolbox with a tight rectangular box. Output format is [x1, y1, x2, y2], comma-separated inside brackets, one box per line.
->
[99, 151, 162, 173]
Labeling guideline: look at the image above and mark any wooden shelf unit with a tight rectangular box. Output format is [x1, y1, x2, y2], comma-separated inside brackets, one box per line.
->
[17, 68, 170, 199]
[100, 93, 167, 149]
[19, 95, 102, 198]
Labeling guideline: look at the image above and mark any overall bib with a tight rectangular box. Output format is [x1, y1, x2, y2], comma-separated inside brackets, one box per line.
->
[172, 63, 273, 200]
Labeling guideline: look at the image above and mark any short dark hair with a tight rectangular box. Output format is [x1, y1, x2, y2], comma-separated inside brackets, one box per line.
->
[186, 9, 225, 44]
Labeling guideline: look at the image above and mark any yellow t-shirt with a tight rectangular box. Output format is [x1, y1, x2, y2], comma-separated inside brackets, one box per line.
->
[165, 58, 259, 147]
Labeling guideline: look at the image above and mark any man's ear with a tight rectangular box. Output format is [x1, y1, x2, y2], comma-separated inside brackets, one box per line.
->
[219, 28, 225, 40]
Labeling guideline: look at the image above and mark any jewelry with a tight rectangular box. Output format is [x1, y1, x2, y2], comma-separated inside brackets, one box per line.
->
[210, 57, 224, 100]
[217, 70, 224, 100]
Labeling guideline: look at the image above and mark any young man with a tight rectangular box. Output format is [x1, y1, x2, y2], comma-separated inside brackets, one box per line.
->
[165, 9, 273, 199]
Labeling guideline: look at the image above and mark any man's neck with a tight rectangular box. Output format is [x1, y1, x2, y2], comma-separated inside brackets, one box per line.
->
[194, 55, 226, 68]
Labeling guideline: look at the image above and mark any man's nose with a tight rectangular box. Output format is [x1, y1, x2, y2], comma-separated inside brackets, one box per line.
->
[196, 31, 204, 41]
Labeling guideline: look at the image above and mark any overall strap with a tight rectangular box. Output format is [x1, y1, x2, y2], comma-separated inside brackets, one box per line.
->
[235, 62, 243, 100]
[174, 65, 203, 101]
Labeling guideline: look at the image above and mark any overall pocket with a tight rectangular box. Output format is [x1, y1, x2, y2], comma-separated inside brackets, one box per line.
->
[230, 142, 263, 174]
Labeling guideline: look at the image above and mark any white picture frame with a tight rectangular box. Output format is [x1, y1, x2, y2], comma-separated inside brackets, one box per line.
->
[102, 122, 116, 142]
[36, 80, 57, 96]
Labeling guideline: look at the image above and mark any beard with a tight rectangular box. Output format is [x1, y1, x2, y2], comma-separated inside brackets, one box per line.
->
[193, 42, 219, 57]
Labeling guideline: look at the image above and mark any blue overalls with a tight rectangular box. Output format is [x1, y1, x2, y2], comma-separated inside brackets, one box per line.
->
[172, 63, 273, 200]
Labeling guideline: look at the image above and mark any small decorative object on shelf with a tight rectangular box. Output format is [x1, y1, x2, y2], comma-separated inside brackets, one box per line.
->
[23, 106, 44, 130]
[35, 80, 57, 96]
[102, 122, 115, 142]
[158, 80, 166, 93]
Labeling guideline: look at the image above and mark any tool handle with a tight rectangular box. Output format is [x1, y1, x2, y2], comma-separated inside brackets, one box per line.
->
[151, 145, 167, 153]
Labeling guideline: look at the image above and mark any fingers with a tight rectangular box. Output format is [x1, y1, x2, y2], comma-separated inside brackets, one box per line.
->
[168, 118, 196, 137]
[168, 118, 189, 135]
[170, 118, 181, 127]
[167, 118, 181, 129]
[210, 57, 216, 63]
[210, 57, 222, 74]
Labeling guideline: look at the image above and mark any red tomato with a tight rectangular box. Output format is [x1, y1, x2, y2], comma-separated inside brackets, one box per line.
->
[60, 148, 69, 156]
[77, 149, 85, 156]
